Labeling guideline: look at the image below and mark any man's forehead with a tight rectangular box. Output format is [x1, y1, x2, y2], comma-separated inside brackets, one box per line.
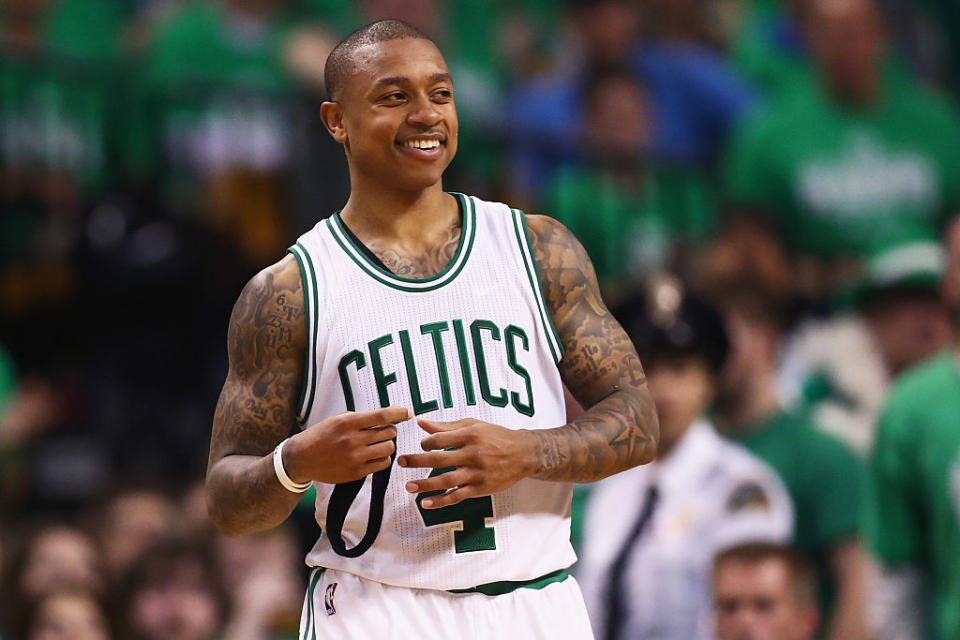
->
[718, 558, 792, 586]
[351, 39, 449, 85]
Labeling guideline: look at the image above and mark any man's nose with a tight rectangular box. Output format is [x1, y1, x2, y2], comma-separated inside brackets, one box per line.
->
[732, 607, 759, 638]
[407, 95, 442, 127]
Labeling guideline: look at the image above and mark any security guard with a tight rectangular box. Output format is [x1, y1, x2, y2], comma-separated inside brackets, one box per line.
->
[577, 276, 794, 640]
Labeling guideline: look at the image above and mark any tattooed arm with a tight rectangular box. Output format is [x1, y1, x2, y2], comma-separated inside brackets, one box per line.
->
[525, 214, 658, 482]
[205, 256, 308, 536]
[207, 256, 407, 536]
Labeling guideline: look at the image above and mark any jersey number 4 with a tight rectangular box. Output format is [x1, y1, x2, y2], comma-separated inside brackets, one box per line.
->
[416, 466, 496, 553]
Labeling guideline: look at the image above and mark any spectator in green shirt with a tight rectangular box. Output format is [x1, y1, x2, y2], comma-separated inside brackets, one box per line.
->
[723, 0, 960, 302]
[0, 0, 125, 312]
[0, 0, 124, 199]
[709, 276, 868, 640]
[135, 0, 330, 263]
[546, 65, 716, 303]
[867, 220, 960, 640]
[780, 241, 953, 455]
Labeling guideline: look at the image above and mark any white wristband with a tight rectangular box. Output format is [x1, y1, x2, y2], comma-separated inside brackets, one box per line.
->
[273, 439, 311, 493]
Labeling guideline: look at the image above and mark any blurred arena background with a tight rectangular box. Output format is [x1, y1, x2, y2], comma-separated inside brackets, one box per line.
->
[1, 0, 959, 638]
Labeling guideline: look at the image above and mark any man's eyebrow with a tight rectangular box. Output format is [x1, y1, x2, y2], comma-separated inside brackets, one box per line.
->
[372, 76, 409, 89]
[371, 73, 452, 89]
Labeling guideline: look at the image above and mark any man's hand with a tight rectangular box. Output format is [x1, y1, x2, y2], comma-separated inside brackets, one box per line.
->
[397, 418, 535, 509]
[285, 406, 411, 485]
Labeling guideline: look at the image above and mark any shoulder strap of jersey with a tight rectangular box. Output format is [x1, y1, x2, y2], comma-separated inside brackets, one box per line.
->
[506, 208, 564, 364]
[287, 241, 320, 425]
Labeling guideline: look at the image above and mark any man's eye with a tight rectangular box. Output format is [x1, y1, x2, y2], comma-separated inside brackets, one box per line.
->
[384, 92, 405, 102]
[716, 600, 738, 615]
[435, 89, 453, 99]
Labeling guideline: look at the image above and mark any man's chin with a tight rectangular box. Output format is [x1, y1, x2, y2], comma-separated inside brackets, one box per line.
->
[389, 168, 448, 193]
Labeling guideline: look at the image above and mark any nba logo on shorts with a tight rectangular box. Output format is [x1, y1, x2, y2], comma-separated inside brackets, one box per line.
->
[324, 582, 338, 616]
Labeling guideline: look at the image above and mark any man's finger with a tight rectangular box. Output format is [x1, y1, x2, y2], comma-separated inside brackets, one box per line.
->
[358, 457, 392, 477]
[356, 424, 398, 445]
[363, 439, 395, 462]
[397, 450, 463, 469]
[419, 430, 466, 452]
[420, 485, 484, 509]
[417, 418, 470, 434]
[346, 406, 412, 429]
[405, 469, 471, 495]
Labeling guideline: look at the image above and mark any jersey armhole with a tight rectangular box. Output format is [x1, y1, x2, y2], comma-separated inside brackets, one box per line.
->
[287, 243, 319, 427]
[508, 208, 565, 364]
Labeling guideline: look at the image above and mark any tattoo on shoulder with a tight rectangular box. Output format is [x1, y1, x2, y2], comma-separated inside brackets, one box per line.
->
[211, 257, 307, 460]
[525, 215, 646, 397]
[227, 259, 304, 373]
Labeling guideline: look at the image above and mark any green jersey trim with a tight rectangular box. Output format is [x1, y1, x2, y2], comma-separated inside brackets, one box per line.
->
[448, 568, 570, 595]
[510, 209, 564, 363]
[325, 192, 476, 293]
[287, 242, 320, 425]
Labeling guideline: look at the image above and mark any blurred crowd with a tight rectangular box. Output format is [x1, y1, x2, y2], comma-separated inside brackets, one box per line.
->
[2, 0, 959, 639]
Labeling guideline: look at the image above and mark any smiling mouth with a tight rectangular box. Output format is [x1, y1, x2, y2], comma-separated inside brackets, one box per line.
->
[398, 137, 445, 151]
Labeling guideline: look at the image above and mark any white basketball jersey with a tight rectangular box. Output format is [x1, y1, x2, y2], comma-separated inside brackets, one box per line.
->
[287, 193, 574, 591]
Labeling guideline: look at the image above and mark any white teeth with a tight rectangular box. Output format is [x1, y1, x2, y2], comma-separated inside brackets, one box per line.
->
[404, 139, 440, 149]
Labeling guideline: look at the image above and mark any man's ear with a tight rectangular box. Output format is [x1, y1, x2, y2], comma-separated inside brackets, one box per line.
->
[320, 101, 347, 144]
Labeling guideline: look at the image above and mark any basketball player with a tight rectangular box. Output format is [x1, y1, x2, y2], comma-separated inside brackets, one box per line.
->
[205, 19, 658, 639]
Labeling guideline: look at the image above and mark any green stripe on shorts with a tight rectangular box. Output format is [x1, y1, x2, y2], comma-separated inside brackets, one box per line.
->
[448, 568, 570, 596]
[303, 567, 324, 640]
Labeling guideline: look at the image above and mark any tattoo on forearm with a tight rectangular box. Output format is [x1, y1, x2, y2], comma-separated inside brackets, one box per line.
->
[526, 215, 658, 482]
[206, 255, 307, 533]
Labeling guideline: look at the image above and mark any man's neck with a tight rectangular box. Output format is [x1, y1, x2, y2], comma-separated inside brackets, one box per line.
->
[716, 370, 781, 433]
[655, 429, 683, 461]
[825, 75, 882, 110]
[340, 181, 455, 244]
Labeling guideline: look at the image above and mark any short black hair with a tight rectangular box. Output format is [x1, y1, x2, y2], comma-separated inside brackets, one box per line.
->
[324, 19, 433, 100]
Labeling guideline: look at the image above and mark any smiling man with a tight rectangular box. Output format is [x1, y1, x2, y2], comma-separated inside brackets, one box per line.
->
[204, 19, 658, 640]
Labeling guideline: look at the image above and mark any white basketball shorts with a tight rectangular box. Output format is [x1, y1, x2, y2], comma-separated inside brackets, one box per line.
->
[298, 566, 595, 639]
